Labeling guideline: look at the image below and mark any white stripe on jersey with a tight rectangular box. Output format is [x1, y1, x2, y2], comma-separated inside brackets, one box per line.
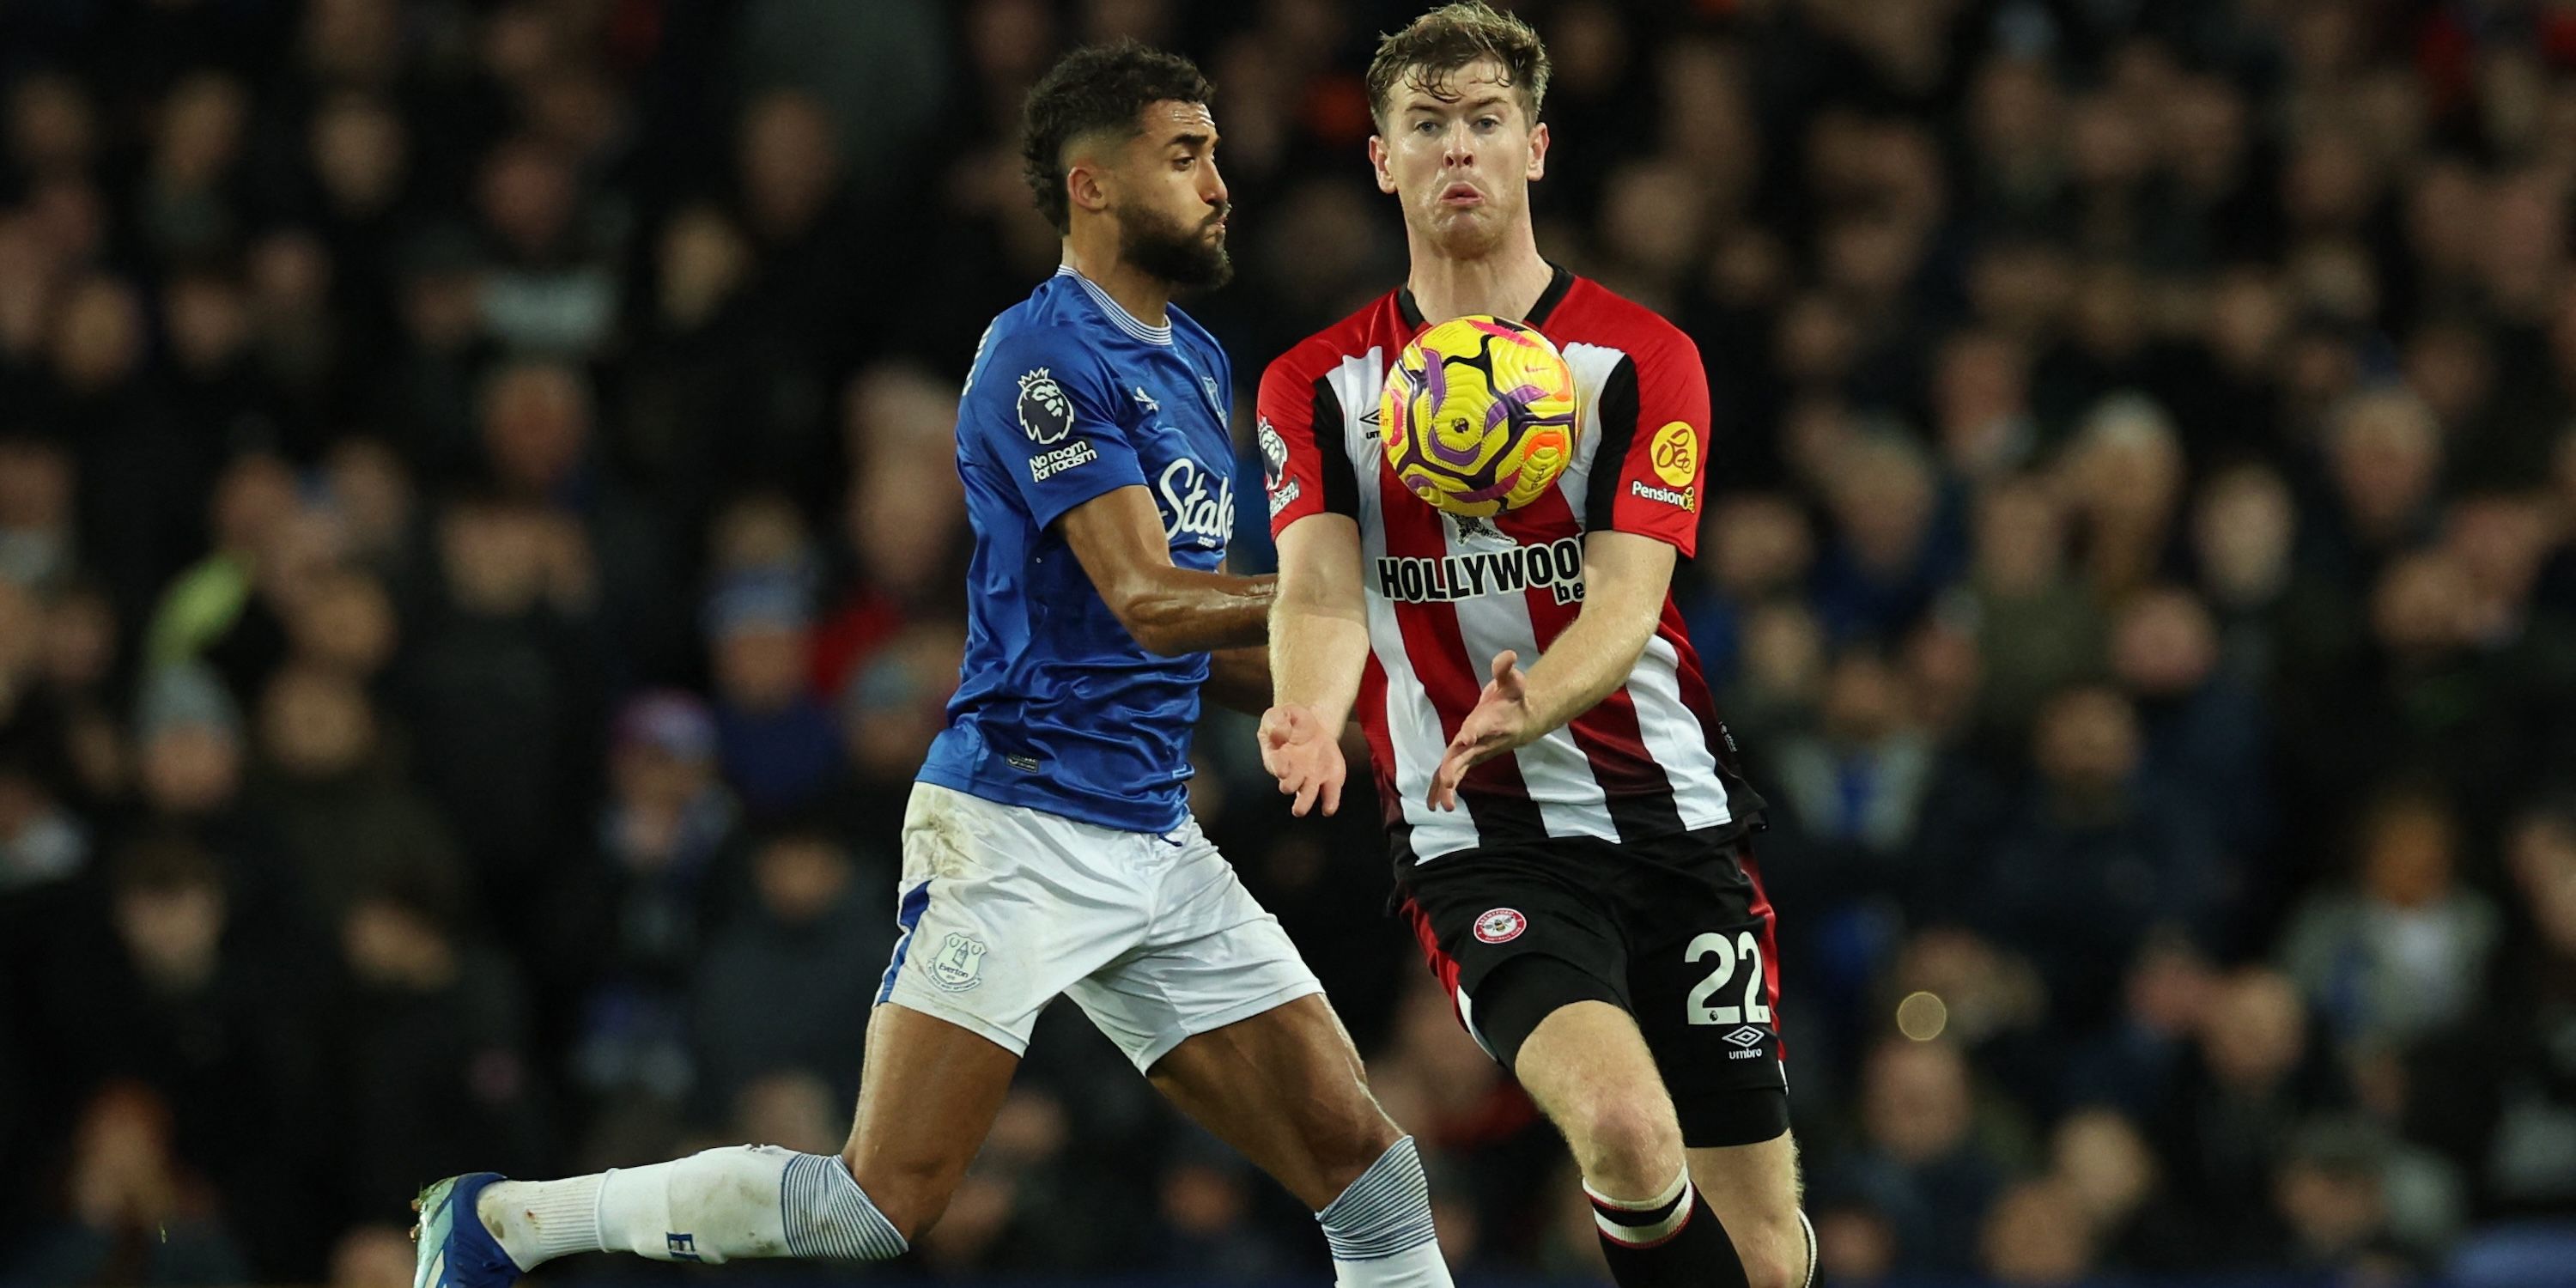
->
[1328, 349, 1479, 860]
[1629, 633, 1736, 831]
[1551, 341, 1630, 520]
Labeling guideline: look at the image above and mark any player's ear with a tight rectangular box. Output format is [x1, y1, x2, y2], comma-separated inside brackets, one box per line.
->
[1066, 155, 1110, 221]
[1526, 120, 1548, 182]
[1368, 134, 1396, 196]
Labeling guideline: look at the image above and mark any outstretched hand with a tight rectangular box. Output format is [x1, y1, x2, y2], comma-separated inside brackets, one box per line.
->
[1430, 650, 1534, 811]
[1259, 703, 1346, 817]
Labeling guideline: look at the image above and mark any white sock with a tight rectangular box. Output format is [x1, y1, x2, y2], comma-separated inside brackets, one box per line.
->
[1798, 1207, 1818, 1288]
[1315, 1136, 1452, 1287]
[489, 1145, 908, 1267]
[480, 1175, 605, 1270]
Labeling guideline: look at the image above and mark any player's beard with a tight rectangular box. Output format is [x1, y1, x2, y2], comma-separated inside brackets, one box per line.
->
[1117, 197, 1232, 291]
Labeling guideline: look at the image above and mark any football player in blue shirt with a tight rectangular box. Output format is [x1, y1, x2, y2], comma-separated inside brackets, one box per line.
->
[412, 42, 1449, 1288]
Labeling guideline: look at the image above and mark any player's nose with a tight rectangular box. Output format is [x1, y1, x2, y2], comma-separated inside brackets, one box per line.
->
[1443, 124, 1473, 168]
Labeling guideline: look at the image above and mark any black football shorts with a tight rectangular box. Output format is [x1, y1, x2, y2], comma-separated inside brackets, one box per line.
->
[1396, 826, 1789, 1147]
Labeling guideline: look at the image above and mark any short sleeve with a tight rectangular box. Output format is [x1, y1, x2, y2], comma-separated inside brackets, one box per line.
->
[962, 330, 1148, 531]
[1585, 332, 1710, 557]
[1257, 352, 1358, 538]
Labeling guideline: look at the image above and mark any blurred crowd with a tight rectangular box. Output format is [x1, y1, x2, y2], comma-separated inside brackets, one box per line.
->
[4, 0, 2576, 1285]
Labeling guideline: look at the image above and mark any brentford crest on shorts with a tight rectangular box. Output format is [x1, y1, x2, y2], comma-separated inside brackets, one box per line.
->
[1474, 908, 1528, 944]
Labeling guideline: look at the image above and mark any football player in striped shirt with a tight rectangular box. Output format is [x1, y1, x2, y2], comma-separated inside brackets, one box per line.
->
[1258, 6, 1809, 1288]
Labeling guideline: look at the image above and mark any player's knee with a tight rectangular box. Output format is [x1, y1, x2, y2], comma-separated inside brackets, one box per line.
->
[1565, 1100, 1685, 1197]
[1309, 1102, 1406, 1194]
[839, 1146, 961, 1242]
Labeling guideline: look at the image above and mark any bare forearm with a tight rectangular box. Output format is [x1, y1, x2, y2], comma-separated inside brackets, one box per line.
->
[1517, 606, 1653, 734]
[1056, 486, 1273, 655]
[1119, 569, 1275, 654]
[1510, 532, 1675, 736]
[1261, 517, 1370, 817]
[1515, 562, 1680, 742]
[1271, 604, 1370, 727]
[1268, 514, 1370, 725]
[1205, 647, 1272, 714]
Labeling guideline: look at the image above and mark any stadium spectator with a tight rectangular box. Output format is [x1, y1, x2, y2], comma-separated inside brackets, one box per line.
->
[2282, 787, 2500, 1051]
[1823, 1037, 2008, 1278]
[2413, 799, 2576, 1218]
[252, 660, 464, 929]
[126, 662, 261, 873]
[1151, 1139, 1302, 1281]
[332, 876, 550, 1220]
[13, 1082, 249, 1288]
[1959, 476, 2103, 749]
[686, 826, 885, 1115]
[0, 624, 90, 896]
[1978, 1178, 2099, 1287]
[2156, 966, 2354, 1266]
[2270, 1118, 2421, 1279]
[2046, 1107, 2195, 1273]
[1973, 684, 2228, 1026]
[2110, 584, 2272, 859]
[556, 690, 735, 1116]
[0, 436, 75, 590]
[1769, 641, 1935, 866]
[53, 835, 327, 1279]
[402, 496, 592, 885]
[2059, 933, 2221, 1121]
[703, 573, 840, 817]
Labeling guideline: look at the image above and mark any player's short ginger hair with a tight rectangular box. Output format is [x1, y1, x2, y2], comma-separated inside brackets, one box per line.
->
[1366, 2, 1552, 130]
[1021, 41, 1215, 236]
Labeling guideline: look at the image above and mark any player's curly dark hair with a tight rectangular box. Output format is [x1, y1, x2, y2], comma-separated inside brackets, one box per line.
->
[1021, 41, 1214, 236]
[1366, 1, 1552, 129]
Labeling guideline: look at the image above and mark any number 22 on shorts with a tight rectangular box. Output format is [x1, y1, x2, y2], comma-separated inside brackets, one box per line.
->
[1685, 929, 1772, 1027]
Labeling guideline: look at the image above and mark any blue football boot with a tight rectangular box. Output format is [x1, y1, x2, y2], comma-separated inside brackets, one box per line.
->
[410, 1172, 522, 1288]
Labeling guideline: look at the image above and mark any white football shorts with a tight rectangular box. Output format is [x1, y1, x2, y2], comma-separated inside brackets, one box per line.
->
[875, 781, 1326, 1072]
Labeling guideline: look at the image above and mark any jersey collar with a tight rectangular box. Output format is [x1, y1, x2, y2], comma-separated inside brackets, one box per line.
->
[1055, 264, 1174, 346]
[1397, 262, 1576, 332]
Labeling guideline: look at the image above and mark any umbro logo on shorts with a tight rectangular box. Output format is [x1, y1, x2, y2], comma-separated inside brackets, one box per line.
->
[1473, 908, 1527, 944]
[1723, 1025, 1765, 1049]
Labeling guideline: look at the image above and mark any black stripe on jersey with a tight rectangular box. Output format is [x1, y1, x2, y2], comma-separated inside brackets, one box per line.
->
[1585, 355, 1642, 530]
[1374, 762, 1421, 874]
[1464, 787, 1550, 849]
[1601, 777, 1690, 844]
[1686, 694, 1772, 834]
[1705, 726, 1771, 827]
[1310, 375, 1359, 515]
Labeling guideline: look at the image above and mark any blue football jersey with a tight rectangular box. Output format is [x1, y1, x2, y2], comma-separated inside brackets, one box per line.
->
[916, 266, 1238, 834]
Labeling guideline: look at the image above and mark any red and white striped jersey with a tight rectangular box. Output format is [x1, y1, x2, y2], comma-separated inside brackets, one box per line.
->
[1261, 266, 1765, 866]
